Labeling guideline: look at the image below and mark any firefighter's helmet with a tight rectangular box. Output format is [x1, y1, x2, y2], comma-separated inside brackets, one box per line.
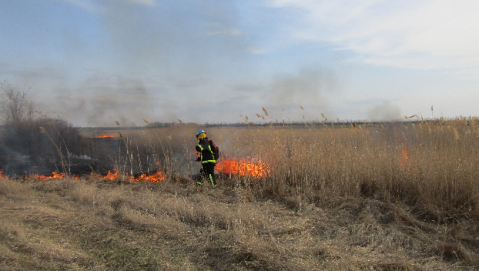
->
[196, 130, 206, 140]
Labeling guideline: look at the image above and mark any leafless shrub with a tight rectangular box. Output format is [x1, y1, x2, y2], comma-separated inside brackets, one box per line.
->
[0, 82, 34, 123]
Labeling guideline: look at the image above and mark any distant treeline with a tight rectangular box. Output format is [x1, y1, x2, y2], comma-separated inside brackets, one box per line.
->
[76, 120, 440, 130]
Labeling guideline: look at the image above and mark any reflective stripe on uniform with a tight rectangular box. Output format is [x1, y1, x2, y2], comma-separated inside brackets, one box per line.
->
[202, 160, 216, 164]
[197, 142, 216, 163]
[209, 174, 216, 187]
[207, 144, 216, 162]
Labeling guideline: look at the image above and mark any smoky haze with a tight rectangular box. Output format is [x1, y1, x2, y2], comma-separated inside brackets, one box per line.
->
[268, 67, 337, 106]
[35, 0, 255, 127]
[2, 0, 344, 126]
[367, 101, 402, 121]
[254, 67, 339, 121]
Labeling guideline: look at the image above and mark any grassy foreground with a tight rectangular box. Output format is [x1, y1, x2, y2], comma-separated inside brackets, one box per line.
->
[1, 177, 478, 270]
[1, 118, 479, 270]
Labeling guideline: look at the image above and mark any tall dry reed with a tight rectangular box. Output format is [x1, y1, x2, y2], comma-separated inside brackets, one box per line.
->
[208, 118, 479, 219]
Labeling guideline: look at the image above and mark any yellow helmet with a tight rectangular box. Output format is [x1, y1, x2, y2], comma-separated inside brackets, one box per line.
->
[196, 130, 206, 139]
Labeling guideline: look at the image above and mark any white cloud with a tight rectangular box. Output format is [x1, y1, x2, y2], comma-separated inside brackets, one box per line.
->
[127, 0, 156, 6]
[266, 0, 479, 72]
[60, 0, 97, 12]
[247, 47, 264, 55]
[206, 23, 243, 37]
[61, 0, 156, 11]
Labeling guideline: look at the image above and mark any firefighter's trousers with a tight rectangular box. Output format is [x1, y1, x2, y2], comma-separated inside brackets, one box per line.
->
[199, 162, 216, 187]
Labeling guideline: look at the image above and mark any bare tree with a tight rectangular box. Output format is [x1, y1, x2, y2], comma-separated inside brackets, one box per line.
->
[0, 82, 34, 123]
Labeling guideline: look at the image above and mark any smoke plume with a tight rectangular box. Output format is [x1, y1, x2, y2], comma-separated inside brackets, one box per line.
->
[367, 101, 402, 121]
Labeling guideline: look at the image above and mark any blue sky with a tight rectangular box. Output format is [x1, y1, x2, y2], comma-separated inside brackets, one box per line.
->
[1, 0, 478, 126]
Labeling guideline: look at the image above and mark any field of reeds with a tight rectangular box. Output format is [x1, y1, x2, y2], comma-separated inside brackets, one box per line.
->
[1, 117, 479, 270]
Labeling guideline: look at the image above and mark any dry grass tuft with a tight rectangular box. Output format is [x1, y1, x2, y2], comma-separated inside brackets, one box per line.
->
[0, 179, 29, 196]
[1, 177, 478, 270]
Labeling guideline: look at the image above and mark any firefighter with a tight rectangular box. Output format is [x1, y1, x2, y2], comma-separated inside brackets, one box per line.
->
[195, 129, 217, 187]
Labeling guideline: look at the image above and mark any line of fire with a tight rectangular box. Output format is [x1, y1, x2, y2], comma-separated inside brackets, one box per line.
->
[0, 119, 414, 183]
[0, 122, 270, 182]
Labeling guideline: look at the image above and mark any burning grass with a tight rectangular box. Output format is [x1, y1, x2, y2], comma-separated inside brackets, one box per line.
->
[94, 134, 114, 138]
[216, 157, 270, 177]
[1, 117, 479, 269]
[91, 165, 167, 183]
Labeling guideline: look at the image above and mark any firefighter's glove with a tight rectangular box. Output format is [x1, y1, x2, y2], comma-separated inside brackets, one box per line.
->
[196, 157, 201, 161]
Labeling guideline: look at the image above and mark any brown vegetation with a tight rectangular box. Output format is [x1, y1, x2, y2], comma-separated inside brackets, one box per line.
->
[1, 117, 479, 270]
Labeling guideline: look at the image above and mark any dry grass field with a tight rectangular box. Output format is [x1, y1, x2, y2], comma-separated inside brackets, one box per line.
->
[1, 118, 479, 270]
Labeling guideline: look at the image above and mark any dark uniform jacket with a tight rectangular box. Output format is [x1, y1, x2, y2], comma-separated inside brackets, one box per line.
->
[195, 138, 216, 164]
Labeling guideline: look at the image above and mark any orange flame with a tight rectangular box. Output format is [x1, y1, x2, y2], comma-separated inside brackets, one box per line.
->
[101, 169, 119, 180]
[19, 161, 167, 182]
[2, 163, 167, 182]
[0, 170, 8, 180]
[35, 172, 68, 180]
[95, 134, 114, 138]
[91, 169, 167, 182]
[216, 157, 270, 177]
[132, 171, 167, 183]
[92, 161, 167, 182]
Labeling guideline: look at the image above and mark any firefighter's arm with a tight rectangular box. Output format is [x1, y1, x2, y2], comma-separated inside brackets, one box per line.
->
[195, 145, 201, 161]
